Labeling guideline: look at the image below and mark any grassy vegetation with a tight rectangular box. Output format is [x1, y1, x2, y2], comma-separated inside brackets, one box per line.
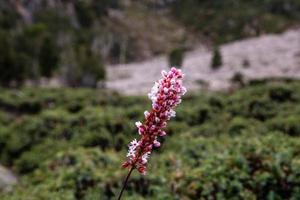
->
[0, 81, 300, 199]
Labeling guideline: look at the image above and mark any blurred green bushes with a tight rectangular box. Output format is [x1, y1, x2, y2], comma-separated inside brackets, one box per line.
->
[168, 47, 185, 68]
[1, 81, 300, 199]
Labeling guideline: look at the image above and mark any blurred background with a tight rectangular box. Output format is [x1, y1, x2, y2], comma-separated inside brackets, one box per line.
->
[0, 0, 300, 199]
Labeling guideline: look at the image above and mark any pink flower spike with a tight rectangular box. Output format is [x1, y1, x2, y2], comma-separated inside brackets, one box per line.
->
[161, 70, 167, 77]
[144, 111, 150, 118]
[153, 140, 161, 147]
[159, 131, 167, 137]
[122, 67, 186, 175]
[135, 121, 142, 127]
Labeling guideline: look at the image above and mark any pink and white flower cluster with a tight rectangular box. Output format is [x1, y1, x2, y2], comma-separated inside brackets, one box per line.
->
[122, 67, 186, 175]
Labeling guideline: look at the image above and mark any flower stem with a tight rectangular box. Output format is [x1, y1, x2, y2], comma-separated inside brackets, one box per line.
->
[117, 167, 134, 200]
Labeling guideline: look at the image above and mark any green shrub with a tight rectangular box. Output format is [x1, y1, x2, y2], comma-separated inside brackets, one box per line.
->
[231, 72, 245, 87]
[268, 115, 300, 136]
[0, 31, 28, 86]
[74, 1, 95, 28]
[269, 86, 294, 102]
[80, 129, 111, 150]
[1, 82, 300, 199]
[38, 35, 59, 78]
[64, 46, 106, 88]
[3, 148, 120, 200]
[211, 47, 222, 70]
[13, 139, 70, 174]
[175, 132, 300, 199]
[228, 117, 249, 135]
[248, 99, 276, 121]
[168, 48, 185, 67]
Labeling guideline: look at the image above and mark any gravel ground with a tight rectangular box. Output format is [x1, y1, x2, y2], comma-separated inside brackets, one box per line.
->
[107, 28, 300, 95]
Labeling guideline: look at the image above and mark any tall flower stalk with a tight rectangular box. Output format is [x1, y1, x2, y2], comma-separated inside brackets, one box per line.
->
[118, 67, 186, 199]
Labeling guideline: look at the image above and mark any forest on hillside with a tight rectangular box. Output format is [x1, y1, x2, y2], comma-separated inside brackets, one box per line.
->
[1, 0, 300, 87]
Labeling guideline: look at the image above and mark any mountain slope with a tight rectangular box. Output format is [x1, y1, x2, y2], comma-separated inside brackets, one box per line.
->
[107, 28, 300, 94]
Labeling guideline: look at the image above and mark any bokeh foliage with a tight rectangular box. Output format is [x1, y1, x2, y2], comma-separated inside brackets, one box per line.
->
[1, 81, 300, 199]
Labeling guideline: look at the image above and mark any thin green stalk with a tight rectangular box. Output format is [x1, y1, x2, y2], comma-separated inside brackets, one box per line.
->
[117, 167, 134, 200]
